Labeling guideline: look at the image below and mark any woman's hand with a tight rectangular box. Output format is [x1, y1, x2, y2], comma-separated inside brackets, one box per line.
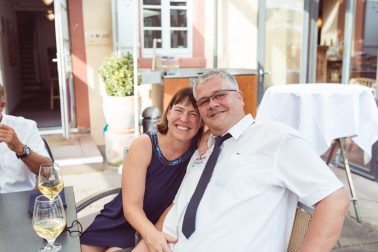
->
[143, 227, 177, 252]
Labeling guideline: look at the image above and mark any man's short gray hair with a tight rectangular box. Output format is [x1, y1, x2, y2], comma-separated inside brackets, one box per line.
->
[193, 69, 239, 99]
[0, 84, 5, 102]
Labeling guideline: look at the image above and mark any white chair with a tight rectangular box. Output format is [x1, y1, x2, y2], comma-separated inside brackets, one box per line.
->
[349, 77, 376, 96]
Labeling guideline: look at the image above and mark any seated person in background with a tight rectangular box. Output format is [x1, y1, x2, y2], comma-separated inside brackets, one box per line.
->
[0, 84, 51, 193]
[80, 87, 204, 252]
[135, 70, 349, 252]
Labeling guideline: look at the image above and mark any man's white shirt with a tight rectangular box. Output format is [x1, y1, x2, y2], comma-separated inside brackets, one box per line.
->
[163, 115, 343, 252]
[0, 114, 49, 193]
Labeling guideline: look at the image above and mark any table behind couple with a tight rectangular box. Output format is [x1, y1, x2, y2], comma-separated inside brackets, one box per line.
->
[256, 83, 378, 223]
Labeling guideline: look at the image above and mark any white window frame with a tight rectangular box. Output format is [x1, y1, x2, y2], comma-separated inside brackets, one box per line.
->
[141, 0, 193, 58]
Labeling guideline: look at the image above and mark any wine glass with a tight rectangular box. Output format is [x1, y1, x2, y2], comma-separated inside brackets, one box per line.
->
[38, 163, 64, 200]
[32, 195, 67, 252]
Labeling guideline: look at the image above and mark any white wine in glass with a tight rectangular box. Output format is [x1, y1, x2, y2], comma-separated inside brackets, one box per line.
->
[33, 195, 67, 252]
[38, 163, 64, 200]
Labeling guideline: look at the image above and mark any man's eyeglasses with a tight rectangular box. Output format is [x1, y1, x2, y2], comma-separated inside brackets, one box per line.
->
[196, 89, 238, 107]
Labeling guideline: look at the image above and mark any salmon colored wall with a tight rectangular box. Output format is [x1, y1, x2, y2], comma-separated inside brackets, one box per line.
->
[68, 0, 90, 129]
[337, 0, 346, 41]
[139, 0, 205, 68]
[337, 0, 365, 52]
[337, 0, 366, 74]
[353, 0, 365, 53]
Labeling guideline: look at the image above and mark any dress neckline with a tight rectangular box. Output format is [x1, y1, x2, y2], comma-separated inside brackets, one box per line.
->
[149, 131, 195, 166]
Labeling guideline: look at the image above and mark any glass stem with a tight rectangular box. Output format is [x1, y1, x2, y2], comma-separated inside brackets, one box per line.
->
[46, 239, 55, 250]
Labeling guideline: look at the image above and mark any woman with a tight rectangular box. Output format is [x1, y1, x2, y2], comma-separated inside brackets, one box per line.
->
[81, 87, 204, 252]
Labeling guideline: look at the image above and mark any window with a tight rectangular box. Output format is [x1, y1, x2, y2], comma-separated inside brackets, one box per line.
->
[141, 0, 192, 57]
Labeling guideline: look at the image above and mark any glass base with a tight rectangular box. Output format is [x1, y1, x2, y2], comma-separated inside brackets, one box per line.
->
[38, 242, 62, 252]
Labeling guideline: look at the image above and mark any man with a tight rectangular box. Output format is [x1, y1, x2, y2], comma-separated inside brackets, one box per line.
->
[160, 70, 349, 251]
[0, 84, 51, 193]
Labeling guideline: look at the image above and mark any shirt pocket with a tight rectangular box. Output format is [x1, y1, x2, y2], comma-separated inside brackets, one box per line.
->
[212, 153, 245, 186]
[212, 153, 272, 199]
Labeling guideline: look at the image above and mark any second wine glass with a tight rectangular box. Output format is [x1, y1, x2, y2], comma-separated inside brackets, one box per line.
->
[38, 163, 64, 200]
[32, 195, 67, 252]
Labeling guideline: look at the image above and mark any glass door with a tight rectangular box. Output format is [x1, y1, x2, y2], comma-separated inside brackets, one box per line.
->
[54, 0, 75, 139]
[316, 0, 378, 181]
[257, 0, 308, 101]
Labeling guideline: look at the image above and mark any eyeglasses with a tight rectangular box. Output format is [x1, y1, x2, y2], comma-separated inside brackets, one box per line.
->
[196, 89, 238, 107]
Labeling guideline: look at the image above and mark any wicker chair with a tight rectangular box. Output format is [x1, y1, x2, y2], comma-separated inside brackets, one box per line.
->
[287, 202, 314, 252]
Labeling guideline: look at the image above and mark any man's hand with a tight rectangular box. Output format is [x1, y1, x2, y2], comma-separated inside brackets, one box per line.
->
[143, 227, 177, 252]
[0, 123, 51, 175]
[0, 124, 24, 155]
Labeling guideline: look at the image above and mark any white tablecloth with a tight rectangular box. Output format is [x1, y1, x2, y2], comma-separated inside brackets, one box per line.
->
[256, 84, 378, 163]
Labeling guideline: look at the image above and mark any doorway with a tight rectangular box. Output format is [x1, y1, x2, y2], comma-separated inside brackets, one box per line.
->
[1, 0, 75, 139]
[12, 10, 62, 129]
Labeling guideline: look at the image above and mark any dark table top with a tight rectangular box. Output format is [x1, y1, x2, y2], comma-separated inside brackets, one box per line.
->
[0, 186, 81, 252]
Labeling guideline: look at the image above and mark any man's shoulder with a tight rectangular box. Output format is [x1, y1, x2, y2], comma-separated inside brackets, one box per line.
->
[251, 120, 301, 137]
[239, 120, 307, 150]
[6, 114, 37, 125]
[5, 115, 38, 131]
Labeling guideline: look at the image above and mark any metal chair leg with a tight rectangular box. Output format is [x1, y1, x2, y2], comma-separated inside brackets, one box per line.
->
[336, 138, 361, 222]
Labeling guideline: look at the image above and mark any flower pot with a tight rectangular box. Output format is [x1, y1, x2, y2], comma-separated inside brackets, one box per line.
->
[103, 95, 141, 132]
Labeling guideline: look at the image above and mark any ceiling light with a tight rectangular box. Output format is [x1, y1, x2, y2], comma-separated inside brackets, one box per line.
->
[41, 0, 53, 6]
[46, 10, 55, 21]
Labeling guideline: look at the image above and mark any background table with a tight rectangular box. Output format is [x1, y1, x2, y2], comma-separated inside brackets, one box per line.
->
[0, 186, 81, 252]
[256, 84, 378, 222]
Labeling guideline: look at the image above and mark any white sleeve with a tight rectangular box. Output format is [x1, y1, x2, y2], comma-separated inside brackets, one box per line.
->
[274, 133, 343, 206]
[22, 120, 50, 159]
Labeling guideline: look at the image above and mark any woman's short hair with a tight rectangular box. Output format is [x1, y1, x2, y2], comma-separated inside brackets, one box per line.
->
[156, 87, 203, 139]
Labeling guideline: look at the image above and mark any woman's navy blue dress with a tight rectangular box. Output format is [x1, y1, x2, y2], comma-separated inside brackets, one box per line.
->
[80, 131, 196, 248]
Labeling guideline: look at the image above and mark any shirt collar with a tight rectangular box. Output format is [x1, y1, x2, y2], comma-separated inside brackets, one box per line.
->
[209, 114, 255, 142]
[228, 114, 254, 139]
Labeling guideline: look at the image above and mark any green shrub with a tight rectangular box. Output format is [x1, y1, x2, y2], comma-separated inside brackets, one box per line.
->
[98, 53, 140, 96]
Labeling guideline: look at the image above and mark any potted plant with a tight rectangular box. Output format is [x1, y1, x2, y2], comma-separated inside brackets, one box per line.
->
[99, 52, 141, 132]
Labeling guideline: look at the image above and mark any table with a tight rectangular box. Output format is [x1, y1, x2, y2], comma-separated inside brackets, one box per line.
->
[0, 186, 81, 252]
[256, 84, 378, 222]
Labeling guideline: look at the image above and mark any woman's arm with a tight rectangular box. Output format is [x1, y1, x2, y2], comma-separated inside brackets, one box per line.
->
[122, 135, 172, 252]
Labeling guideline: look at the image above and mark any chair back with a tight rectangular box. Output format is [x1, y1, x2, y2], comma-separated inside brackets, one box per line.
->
[349, 77, 376, 88]
[42, 137, 55, 162]
[287, 202, 314, 252]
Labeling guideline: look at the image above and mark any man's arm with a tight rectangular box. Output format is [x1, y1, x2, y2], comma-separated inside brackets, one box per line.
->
[18, 151, 52, 175]
[300, 188, 349, 252]
[0, 124, 51, 175]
